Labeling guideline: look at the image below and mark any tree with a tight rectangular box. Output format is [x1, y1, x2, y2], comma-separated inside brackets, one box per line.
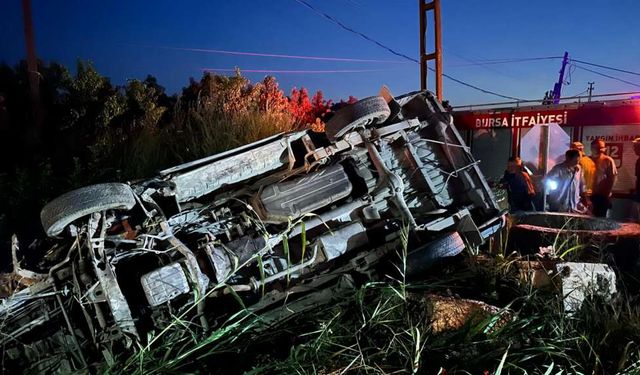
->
[289, 87, 313, 127]
[256, 76, 288, 115]
[62, 60, 119, 131]
[311, 90, 332, 121]
[123, 78, 167, 131]
[180, 77, 202, 105]
[330, 95, 358, 112]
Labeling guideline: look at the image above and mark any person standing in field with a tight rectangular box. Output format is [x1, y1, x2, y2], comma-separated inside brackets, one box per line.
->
[546, 149, 585, 213]
[589, 139, 617, 217]
[570, 141, 595, 198]
[500, 157, 535, 211]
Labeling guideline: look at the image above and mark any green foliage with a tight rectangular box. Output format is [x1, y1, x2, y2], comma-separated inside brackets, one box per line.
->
[104, 250, 640, 374]
[0, 60, 345, 243]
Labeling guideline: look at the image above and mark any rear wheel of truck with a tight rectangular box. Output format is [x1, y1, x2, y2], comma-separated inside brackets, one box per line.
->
[41, 183, 137, 237]
[325, 96, 391, 140]
[405, 232, 466, 277]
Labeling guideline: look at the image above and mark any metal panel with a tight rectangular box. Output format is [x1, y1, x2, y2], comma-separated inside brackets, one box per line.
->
[170, 138, 290, 202]
[141, 263, 190, 307]
[258, 164, 353, 223]
[318, 222, 368, 261]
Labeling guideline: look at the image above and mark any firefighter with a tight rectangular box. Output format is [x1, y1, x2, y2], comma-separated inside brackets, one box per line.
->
[500, 156, 535, 211]
[570, 141, 595, 197]
[589, 139, 617, 217]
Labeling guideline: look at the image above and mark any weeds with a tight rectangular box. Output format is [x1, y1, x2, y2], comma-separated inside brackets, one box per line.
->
[109, 244, 640, 374]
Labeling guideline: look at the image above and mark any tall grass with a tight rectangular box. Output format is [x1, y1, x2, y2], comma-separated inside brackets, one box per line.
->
[91, 102, 297, 182]
[107, 245, 640, 375]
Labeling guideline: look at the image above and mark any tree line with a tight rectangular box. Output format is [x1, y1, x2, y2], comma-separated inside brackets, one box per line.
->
[0, 60, 356, 255]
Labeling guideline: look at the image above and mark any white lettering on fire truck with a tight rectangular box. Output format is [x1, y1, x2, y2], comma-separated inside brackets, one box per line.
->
[474, 111, 568, 128]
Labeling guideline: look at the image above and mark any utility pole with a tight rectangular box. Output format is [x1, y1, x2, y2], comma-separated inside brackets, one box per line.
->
[21, 0, 41, 129]
[419, 0, 443, 100]
[587, 82, 595, 102]
[551, 51, 569, 104]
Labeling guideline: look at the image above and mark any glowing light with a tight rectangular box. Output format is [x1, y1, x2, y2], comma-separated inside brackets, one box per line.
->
[547, 179, 558, 191]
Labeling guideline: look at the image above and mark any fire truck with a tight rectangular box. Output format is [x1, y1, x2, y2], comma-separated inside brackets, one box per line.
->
[452, 92, 640, 219]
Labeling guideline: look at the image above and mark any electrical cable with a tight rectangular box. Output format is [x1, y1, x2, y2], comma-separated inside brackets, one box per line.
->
[435, 70, 523, 100]
[292, 0, 419, 63]
[201, 68, 389, 74]
[128, 43, 408, 63]
[448, 56, 562, 67]
[565, 88, 589, 99]
[564, 63, 576, 85]
[571, 58, 640, 77]
[292, 0, 524, 100]
[444, 50, 527, 83]
[572, 64, 640, 89]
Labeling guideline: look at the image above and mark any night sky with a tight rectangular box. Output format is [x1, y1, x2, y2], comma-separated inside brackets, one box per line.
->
[1, 0, 639, 105]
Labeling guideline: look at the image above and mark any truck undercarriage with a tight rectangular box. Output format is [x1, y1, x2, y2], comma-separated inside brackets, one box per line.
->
[0, 90, 505, 373]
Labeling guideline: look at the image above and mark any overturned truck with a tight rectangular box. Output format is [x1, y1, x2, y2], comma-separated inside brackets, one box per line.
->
[1, 90, 506, 372]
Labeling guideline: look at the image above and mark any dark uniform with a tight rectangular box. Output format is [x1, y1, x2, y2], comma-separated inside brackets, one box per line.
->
[501, 170, 535, 211]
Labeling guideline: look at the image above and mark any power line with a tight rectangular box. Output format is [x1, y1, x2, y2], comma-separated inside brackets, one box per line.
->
[292, 0, 523, 101]
[448, 56, 562, 67]
[566, 88, 589, 98]
[436, 70, 522, 100]
[292, 0, 419, 63]
[202, 68, 389, 74]
[469, 56, 563, 63]
[129, 43, 408, 63]
[572, 64, 640, 89]
[444, 50, 526, 82]
[571, 58, 640, 77]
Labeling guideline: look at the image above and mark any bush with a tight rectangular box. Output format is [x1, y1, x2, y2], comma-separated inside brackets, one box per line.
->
[0, 60, 352, 248]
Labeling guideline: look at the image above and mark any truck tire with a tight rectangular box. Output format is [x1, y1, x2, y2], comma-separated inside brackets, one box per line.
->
[41, 183, 137, 237]
[405, 232, 466, 277]
[352, 96, 391, 127]
[325, 96, 391, 140]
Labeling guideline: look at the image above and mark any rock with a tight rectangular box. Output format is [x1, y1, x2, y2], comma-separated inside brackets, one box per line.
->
[421, 294, 512, 334]
[556, 262, 616, 313]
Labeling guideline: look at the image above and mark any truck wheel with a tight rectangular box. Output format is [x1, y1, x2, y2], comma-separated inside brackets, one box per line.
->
[325, 96, 391, 140]
[352, 96, 391, 128]
[41, 183, 137, 237]
[405, 232, 466, 277]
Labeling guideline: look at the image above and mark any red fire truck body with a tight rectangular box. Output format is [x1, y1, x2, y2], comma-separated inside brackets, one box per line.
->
[452, 94, 640, 217]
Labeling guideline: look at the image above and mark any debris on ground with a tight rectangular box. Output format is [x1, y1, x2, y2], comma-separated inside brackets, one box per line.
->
[0, 89, 507, 373]
[418, 294, 512, 334]
[556, 262, 617, 312]
[515, 259, 617, 313]
[516, 259, 556, 289]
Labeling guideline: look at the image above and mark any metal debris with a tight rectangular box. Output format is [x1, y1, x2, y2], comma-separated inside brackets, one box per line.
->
[0, 90, 505, 372]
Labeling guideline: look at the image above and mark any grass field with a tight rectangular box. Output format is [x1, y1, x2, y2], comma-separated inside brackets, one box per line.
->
[106, 240, 640, 375]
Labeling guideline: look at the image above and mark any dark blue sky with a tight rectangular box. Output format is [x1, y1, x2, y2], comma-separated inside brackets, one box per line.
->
[1, 0, 639, 105]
